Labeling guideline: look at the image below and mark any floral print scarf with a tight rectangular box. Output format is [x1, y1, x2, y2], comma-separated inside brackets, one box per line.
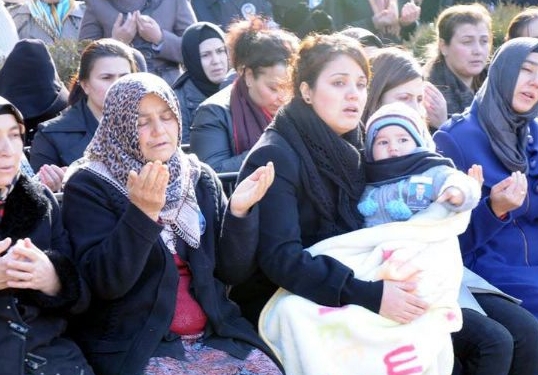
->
[81, 73, 202, 250]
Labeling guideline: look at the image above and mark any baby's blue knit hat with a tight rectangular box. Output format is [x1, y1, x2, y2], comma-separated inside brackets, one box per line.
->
[365, 102, 426, 162]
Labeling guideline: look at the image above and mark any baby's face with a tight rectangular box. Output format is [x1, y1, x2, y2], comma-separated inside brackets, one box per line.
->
[371, 125, 418, 161]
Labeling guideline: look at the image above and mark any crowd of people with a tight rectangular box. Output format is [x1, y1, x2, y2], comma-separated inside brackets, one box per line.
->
[1, 0, 538, 374]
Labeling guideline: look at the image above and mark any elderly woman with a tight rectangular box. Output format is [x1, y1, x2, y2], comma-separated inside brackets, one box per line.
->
[0, 96, 94, 374]
[62, 72, 281, 375]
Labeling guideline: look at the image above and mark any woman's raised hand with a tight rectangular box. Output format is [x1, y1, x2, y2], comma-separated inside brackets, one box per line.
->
[229, 162, 275, 218]
[127, 160, 170, 221]
[489, 171, 528, 218]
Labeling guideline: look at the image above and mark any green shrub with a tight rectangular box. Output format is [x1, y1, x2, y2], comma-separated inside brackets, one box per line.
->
[48, 39, 90, 87]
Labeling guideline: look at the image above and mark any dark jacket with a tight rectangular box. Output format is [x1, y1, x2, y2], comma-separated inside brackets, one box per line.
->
[62, 164, 279, 375]
[0, 175, 93, 375]
[190, 86, 248, 172]
[30, 99, 98, 171]
[174, 77, 208, 144]
[229, 129, 383, 325]
[191, 0, 273, 30]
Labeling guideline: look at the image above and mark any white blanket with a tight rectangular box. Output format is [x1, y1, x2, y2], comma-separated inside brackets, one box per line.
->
[259, 204, 468, 375]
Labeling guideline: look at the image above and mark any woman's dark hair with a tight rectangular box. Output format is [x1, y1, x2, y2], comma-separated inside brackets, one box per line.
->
[68, 38, 138, 105]
[505, 7, 538, 41]
[362, 47, 422, 122]
[226, 15, 298, 77]
[293, 33, 370, 97]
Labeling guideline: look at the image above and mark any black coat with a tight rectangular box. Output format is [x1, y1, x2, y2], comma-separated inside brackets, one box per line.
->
[30, 99, 98, 171]
[191, 0, 273, 30]
[62, 164, 280, 375]
[230, 129, 383, 326]
[0, 175, 93, 375]
[190, 86, 248, 173]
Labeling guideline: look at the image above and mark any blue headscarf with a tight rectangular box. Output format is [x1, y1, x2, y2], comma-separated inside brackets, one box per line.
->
[475, 37, 538, 172]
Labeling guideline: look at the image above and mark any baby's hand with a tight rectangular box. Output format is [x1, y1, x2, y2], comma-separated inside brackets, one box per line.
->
[436, 186, 464, 207]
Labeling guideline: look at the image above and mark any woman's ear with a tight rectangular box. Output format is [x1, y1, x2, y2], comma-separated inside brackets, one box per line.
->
[79, 80, 90, 95]
[439, 39, 448, 58]
[244, 67, 254, 88]
[299, 81, 311, 103]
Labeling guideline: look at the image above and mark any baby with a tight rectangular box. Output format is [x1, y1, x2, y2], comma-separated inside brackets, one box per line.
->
[359, 102, 480, 227]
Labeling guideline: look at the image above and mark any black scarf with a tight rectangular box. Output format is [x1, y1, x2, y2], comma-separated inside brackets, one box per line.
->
[427, 59, 477, 117]
[475, 37, 538, 173]
[364, 150, 455, 186]
[271, 97, 365, 237]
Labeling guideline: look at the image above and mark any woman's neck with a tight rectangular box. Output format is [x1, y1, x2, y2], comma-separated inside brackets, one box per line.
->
[86, 99, 103, 121]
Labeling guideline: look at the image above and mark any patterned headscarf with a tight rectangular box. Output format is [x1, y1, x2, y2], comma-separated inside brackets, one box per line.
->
[475, 37, 538, 173]
[82, 72, 202, 250]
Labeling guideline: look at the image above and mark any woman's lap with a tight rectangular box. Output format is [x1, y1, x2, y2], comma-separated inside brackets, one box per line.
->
[452, 294, 538, 375]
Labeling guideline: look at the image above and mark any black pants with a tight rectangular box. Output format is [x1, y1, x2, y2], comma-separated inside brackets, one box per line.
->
[452, 294, 538, 375]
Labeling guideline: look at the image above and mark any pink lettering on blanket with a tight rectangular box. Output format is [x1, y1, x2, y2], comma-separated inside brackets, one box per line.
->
[384, 344, 423, 375]
[318, 305, 349, 315]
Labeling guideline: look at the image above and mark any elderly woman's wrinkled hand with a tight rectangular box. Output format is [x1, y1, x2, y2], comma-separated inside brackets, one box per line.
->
[127, 160, 170, 221]
[229, 162, 275, 218]
[38, 164, 66, 192]
[2, 238, 61, 296]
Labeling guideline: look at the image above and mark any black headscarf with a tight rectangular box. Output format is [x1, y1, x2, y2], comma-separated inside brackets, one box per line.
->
[173, 22, 227, 97]
[271, 97, 366, 237]
[0, 39, 68, 123]
[475, 37, 538, 173]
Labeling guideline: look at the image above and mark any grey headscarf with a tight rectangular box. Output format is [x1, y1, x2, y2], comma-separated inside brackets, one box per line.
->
[475, 37, 538, 173]
[82, 72, 202, 250]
